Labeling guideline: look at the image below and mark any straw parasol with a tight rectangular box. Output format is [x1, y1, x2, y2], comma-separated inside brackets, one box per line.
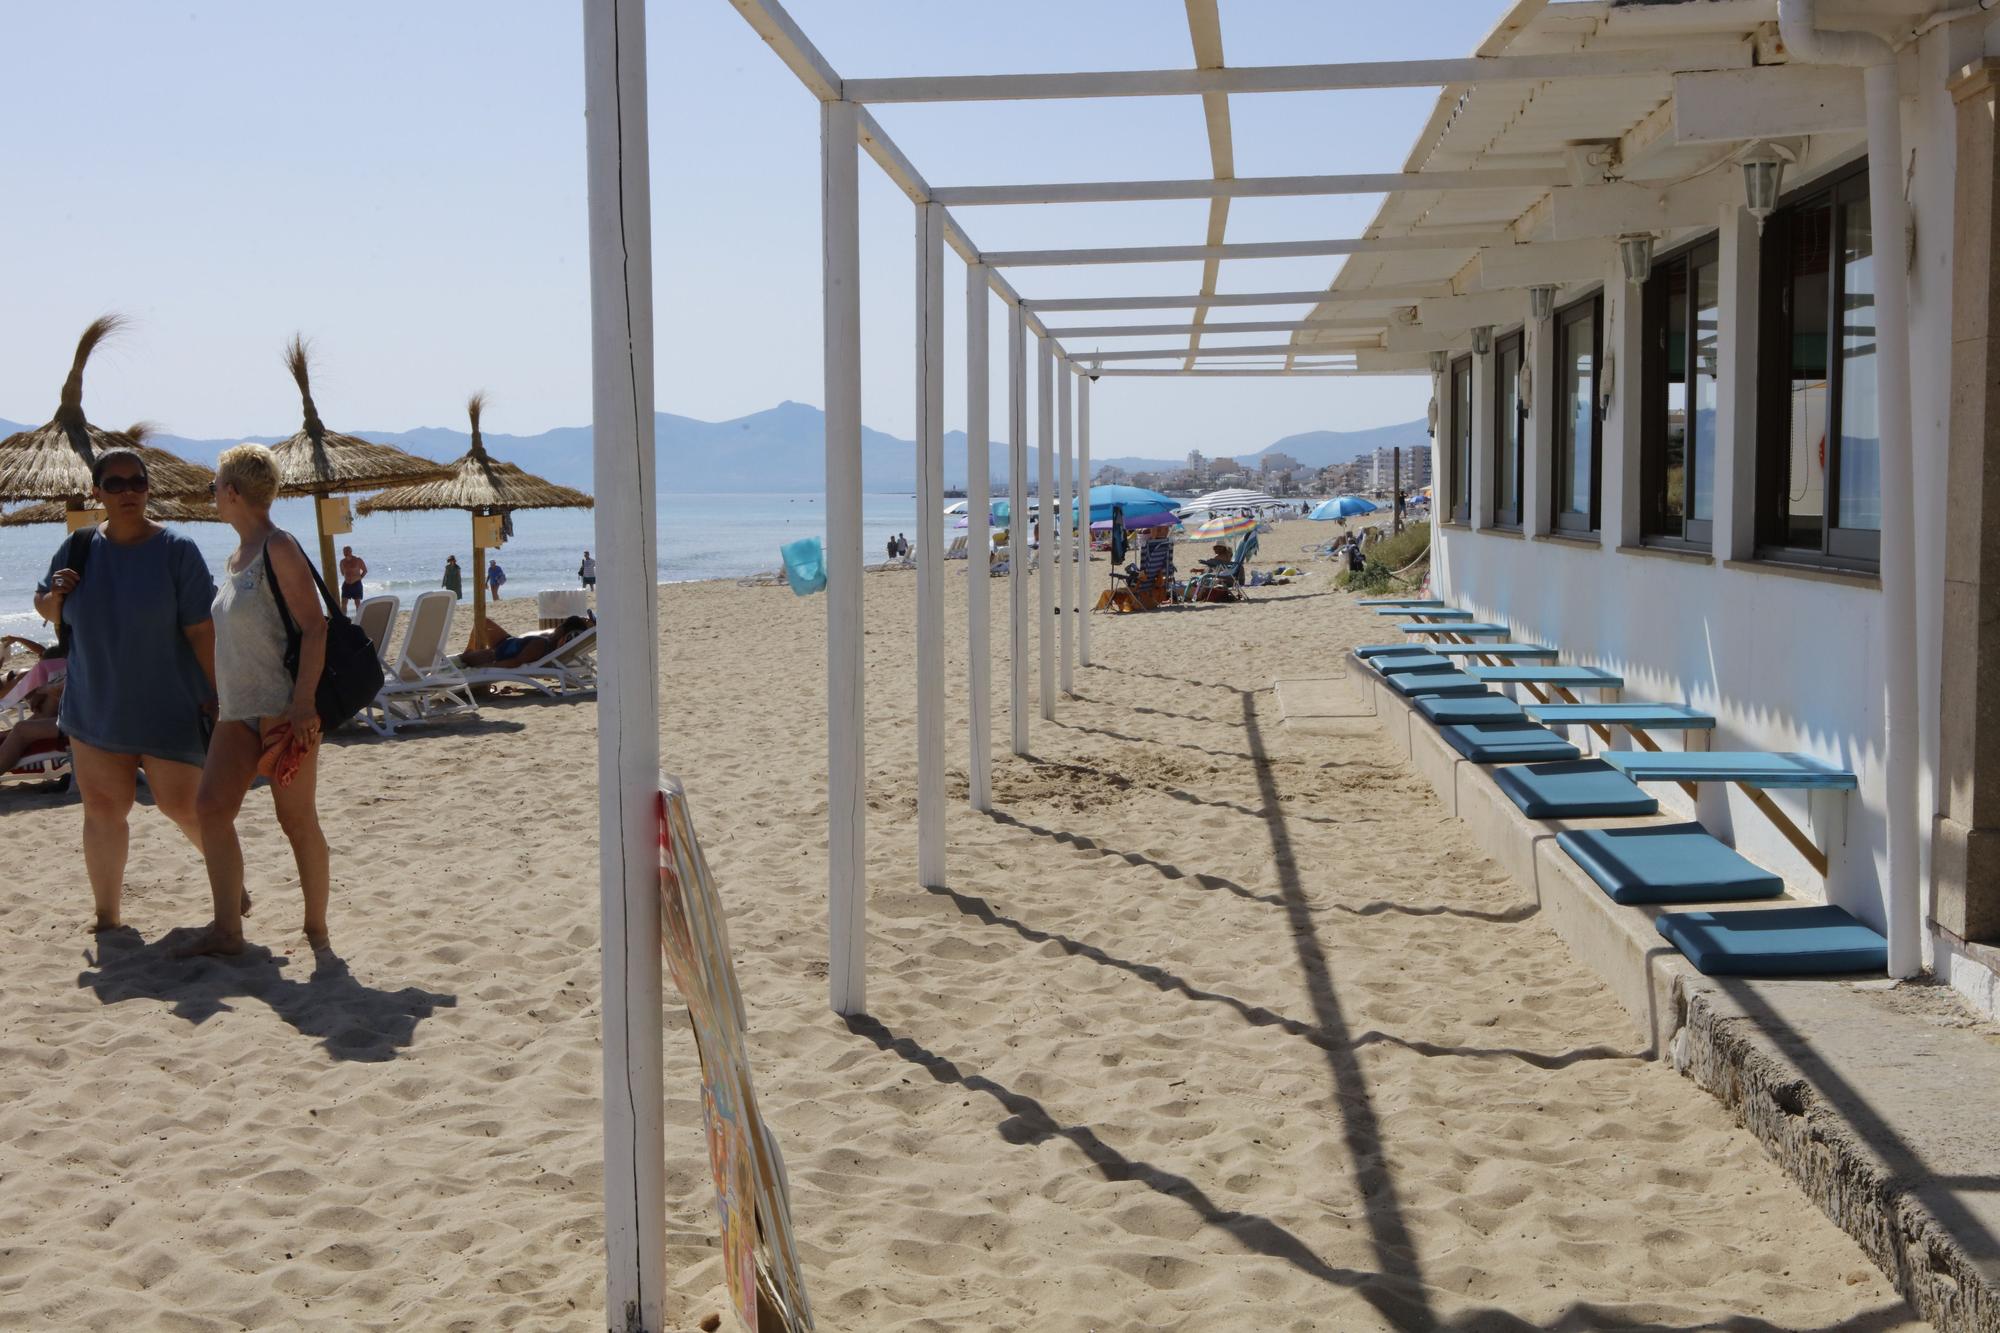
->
[0, 492, 222, 528]
[0, 316, 214, 510]
[357, 392, 593, 642]
[269, 335, 453, 585]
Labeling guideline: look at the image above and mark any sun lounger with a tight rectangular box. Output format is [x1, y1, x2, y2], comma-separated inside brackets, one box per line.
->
[1555, 823, 1785, 904]
[1437, 720, 1581, 763]
[1599, 751, 1857, 789]
[1414, 694, 1524, 724]
[367, 590, 479, 735]
[1372, 653, 1456, 675]
[459, 625, 599, 697]
[1398, 621, 1509, 637]
[1654, 904, 1887, 976]
[357, 594, 401, 666]
[1385, 670, 1489, 698]
[1431, 642, 1560, 660]
[1491, 759, 1661, 818]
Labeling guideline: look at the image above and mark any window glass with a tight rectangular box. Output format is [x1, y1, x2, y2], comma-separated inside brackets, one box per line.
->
[1663, 262, 1688, 526]
[1691, 255, 1719, 523]
[1783, 200, 1832, 550]
[1557, 302, 1597, 527]
[1451, 357, 1472, 522]
[1494, 338, 1521, 526]
[1837, 197, 1880, 531]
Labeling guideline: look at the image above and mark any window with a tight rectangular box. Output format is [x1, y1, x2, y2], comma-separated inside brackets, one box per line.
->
[1554, 294, 1602, 533]
[1641, 239, 1719, 547]
[1449, 355, 1472, 524]
[1757, 163, 1879, 566]
[1491, 330, 1524, 529]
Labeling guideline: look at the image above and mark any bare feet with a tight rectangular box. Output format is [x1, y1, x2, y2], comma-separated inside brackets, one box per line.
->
[92, 912, 122, 933]
[171, 925, 245, 958]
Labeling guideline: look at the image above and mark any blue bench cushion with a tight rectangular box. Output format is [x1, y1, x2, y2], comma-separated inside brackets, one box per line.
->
[1374, 653, 1455, 675]
[1438, 721, 1581, 764]
[1375, 607, 1471, 619]
[1358, 597, 1444, 607]
[1601, 751, 1859, 790]
[1555, 823, 1785, 905]
[1397, 621, 1509, 636]
[1524, 703, 1716, 730]
[1355, 643, 1432, 659]
[1655, 905, 1887, 976]
[1388, 671, 1489, 698]
[1492, 760, 1661, 818]
[1470, 665, 1624, 687]
[1414, 694, 1522, 724]
[1433, 643, 1559, 659]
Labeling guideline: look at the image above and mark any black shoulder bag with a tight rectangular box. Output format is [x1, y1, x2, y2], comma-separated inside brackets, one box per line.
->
[263, 537, 386, 729]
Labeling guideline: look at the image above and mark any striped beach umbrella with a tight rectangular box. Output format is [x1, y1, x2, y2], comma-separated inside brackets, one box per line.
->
[1188, 512, 1259, 541]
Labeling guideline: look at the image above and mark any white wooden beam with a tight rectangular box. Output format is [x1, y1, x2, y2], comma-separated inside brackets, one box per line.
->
[1090, 367, 1422, 377]
[984, 233, 1510, 267]
[1476, 240, 1616, 289]
[1541, 174, 1739, 242]
[724, 0, 841, 100]
[1416, 289, 1533, 333]
[1023, 285, 1450, 312]
[1082, 341, 1375, 361]
[932, 168, 1571, 207]
[914, 202, 947, 890]
[1056, 361, 1074, 696]
[1673, 64, 1867, 143]
[1008, 306, 1030, 757]
[581, 2, 664, 1325]
[1036, 336, 1056, 723]
[841, 45, 1754, 103]
[1046, 316, 1387, 337]
[1353, 349, 1447, 373]
[965, 263, 992, 813]
[1076, 371, 1092, 668]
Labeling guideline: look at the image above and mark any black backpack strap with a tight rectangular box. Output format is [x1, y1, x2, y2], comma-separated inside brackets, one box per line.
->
[261, 532, 351, 639]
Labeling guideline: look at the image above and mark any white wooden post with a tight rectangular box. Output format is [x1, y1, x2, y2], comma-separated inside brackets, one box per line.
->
[915, 202, 947, 887]
[1078, 369, 1092, 666]
[822, 99, 867, 1015]
[965, 263, 993, 811]
[1037, 334, 1056, 722]
[1008, 306, 1030, 756]
[581, 1, 664, 1327]
[1057, 359, 1075, 695]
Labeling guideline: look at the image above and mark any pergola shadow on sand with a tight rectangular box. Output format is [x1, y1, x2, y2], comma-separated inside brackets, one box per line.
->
[577, 1, 1949, 1326]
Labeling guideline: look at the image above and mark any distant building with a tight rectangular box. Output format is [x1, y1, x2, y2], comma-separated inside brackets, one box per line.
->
[1369, 445, 1431, 493]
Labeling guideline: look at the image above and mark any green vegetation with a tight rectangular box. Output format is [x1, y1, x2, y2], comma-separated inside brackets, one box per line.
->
[1338, 521, 1431, 595]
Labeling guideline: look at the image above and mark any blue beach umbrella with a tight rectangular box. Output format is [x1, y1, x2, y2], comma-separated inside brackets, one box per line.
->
[1310, 495, 1380, 521]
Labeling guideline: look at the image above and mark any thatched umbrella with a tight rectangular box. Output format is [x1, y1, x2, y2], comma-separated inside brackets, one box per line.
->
[1, 493, 221, 528]
[0, 316, 214, 513]
[269, 335, 453, 586]
[357, 393, 592, 643]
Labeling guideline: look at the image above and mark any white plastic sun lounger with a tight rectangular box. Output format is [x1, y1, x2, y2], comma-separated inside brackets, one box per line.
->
[459, 625, 599, 698]
[367, 590, 479, 734]
[356, 594, 401, 666]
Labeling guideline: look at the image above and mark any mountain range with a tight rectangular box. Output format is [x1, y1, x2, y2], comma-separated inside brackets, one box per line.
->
[0, 402, 1426, 493]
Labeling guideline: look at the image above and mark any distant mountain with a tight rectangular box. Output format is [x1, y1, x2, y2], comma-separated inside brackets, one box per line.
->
[0, 403, 1427, 493]
[1092, 418, 1429, 478]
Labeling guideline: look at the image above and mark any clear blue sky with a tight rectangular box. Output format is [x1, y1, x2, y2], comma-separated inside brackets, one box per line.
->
[4, 1, 1505, 459]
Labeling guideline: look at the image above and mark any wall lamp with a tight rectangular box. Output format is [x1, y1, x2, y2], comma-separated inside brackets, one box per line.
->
[1741, 142, 1793, 233]
[1470, 325, 1494, 356]
[1529, 285, 1557, 321]
[1618, 234, 1655, 285]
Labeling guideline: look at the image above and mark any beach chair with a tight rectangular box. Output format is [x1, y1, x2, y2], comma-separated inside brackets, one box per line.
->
[1188, 532, 1258, 603]
[367, 590, 479, 735]
[459, 625, 599, 698]
[0, 696, 71, 790]
[944, 535, 969, 561]
[357, 594, 401, 666]
[1098, 538, 1176, 612]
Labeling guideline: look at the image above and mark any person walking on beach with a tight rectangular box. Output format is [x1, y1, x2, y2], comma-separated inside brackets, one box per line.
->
[442, 554, 463, 600]
[885, 534, 897, 563]
[487, 560, 507, 602]
[337, 545, 367, 615]
[578, 550, 596, 589]
[32, 448, 219, 934]
[180, 444, 330, 957]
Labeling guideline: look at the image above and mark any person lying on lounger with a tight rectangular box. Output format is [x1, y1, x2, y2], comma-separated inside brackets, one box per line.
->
[457, 615, 592, 669]
[0, 677, 65, 775]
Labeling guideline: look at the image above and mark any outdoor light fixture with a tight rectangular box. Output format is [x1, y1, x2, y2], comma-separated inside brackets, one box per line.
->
[1530, 285, 1557, 321]
[1741, 142, 1789, 233]
[1471, 325, 1493, 356]
[1429, 350, 1448, 375]
[1619, 234, 1655, 284]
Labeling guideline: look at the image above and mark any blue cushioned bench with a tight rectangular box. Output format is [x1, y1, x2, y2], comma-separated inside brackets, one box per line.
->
[1601, 751, 1857, 789]
[1373, 653, 1456, 675]
[1355, 643, 1436, 659]
[1491, 759, 1660, 818]
[1386, 670, 1489, 698]
[1358, 597, 1444, 607]
[1438, 721, 1581, 764]
[1469, 665, 1623, 688]
[1374, 607, 1472, 619]
[1523, 703, 1715, 730]
[1432, 643, 1560, 660]
[1414, 694, 1523, 724]
[1654, 904, 1887, 976]
[1397, 621, 1510, 637]
[1555, 823, 1784, 905]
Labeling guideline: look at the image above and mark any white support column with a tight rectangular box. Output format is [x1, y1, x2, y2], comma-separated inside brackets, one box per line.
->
[821, 99, 867, 1015]
[1009, 306, 1030, 756]
[1528, 305, 1556, 538]
[1057, 359, 1075, 696]
[1470, 341, 1494, 531]
[1715, 203, 1760, 562]
[965, 263, 992, 811]
[1037, 335, 1056, 722]
[1078, 371, 1093, 667]
[581, 1, 664, 1326]
[915, 202, 947, 888]
[1605, 271, 1643, 551]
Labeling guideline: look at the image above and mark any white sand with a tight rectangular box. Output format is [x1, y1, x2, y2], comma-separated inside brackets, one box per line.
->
[0, 518, 1923, 1330]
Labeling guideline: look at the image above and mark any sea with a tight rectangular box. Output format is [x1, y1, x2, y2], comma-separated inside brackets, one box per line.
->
[0, 492, 923, 640]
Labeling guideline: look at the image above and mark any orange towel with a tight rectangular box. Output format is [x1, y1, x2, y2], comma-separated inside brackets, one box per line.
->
[257, 722, 315, 788]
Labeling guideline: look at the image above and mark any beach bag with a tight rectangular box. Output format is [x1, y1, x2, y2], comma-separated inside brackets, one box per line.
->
[263, 537, 386, 729]
[49, 527, 94, 656]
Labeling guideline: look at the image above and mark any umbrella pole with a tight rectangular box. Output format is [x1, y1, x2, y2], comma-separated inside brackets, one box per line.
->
[472, 531, 488, 647]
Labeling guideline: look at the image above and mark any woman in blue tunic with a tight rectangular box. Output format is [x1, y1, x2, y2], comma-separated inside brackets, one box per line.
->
[33, 448, 219, 932]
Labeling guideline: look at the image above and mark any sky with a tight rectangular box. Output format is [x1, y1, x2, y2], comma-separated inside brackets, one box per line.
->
[3, 1, 1507, 459]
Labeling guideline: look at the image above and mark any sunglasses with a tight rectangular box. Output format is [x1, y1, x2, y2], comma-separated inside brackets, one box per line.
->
[98, 474, 150, 495]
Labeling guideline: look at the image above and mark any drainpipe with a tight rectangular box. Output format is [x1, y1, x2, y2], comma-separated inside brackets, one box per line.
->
[1776, 0, 1922, 978]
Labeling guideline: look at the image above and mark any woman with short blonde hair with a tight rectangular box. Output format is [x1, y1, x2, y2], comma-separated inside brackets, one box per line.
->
[178, 441, 333, 957]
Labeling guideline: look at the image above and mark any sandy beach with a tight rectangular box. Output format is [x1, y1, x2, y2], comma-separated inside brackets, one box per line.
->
[0, 517, 1923, 1331]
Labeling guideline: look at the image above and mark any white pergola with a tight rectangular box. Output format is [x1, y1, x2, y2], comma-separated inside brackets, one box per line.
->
[580, 0, 1928, 1325]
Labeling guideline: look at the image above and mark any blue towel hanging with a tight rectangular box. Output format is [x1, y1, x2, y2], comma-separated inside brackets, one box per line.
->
[781, 536, 827, 596]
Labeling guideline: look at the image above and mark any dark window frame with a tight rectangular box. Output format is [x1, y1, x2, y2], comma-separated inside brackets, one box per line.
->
[1491, 329, 1525, 530]
[1553, 293, 1603, 535]
[1641, 236, 1719, 550]
[1755, 159, 1880, 569]
[1449, 354, 1473, 525]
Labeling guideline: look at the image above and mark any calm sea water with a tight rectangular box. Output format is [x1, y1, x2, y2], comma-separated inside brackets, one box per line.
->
[0, 492, 922, 640]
